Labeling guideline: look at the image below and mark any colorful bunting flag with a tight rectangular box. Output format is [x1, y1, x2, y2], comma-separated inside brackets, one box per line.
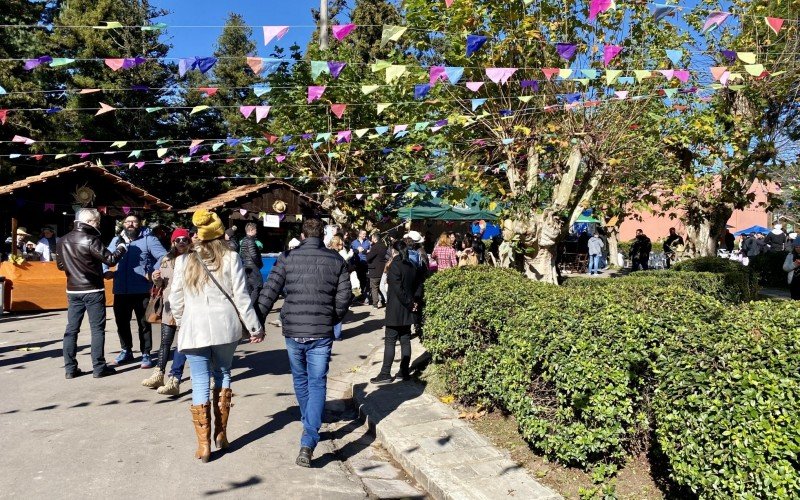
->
[542, 68, 559, 80]
[198, 87, 218, 96]
[328, 61, 346, 79]
[710, 66, 728, 81]
[253, 83, 271, 97]
[556, 43, 577, 60]
[50, 58, 75, 67]
[361, 85, 379, 95]
[603, 45, 622, 66]
[558, 68, 573, 79]
[414, 84, 431, 100]
[665, 49, 683, 66]
[380, 25, 407, 47]
[471, 98, 487, 111]
[765, 17, 784, 34]
[703, 12, 730, 32]
[310, 60, 330, 80]
[246, 56, 264, 74]
[377, 103, 392, 115]
[605, 69, 621, 84]
[444, 67, 464, 84]
[386, 65, 407, 83]
[105, 58, 125, 71]
[737, 52, 756, 64]
[652, 4, 676, 22]
[307, 86, 326, 103]
[589, 0, 614, 21]
[466, 35, 488, 57]
[94, 21, 123, 30]
[255, 106, 271, 123]
[486, 68, 517, 84]
[189, 105, 209, 115]
[240, 106, 256, 118]
[331, 104, 347, 119]
[263, 26, 289, 45]
[466, 81, 484, 92]
[332, 24, 356, 41]
[95, 102, 116, 115]
[744, 64, 765, 77]
[430, 66, 447, 86]
[336, 130, 352, 143]
[12, 135, 35, 145]
[674, 70, 690, 83]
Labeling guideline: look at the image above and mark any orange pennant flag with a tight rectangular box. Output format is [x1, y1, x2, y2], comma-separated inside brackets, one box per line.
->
[95, 102, 116, 115]
[198, 87, 218, 96]
[710, 66, 728, 81]
[246, 57, 263, 74]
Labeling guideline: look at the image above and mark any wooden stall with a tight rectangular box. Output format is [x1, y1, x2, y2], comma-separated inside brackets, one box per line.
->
[0, 162, 172, 312]
[180, 180, 324, 254]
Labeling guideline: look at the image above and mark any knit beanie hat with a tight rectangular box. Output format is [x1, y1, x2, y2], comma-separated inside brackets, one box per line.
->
[171, 227, 190, 242]
[191, 210, 225, 241]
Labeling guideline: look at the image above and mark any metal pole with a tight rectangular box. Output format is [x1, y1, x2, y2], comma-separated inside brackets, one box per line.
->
[319, 0, 329, 50]
[10, 217, 17, 256]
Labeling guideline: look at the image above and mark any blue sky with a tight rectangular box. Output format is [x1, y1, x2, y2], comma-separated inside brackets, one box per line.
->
[157, 0, 322, 57]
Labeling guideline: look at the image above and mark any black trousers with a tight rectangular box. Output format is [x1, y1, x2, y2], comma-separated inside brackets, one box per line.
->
[369, 277, 384, 306]
[245, 268, 264, 322]
[63, 291, 107, 375]
[157, 323, 177, 372]
[113, 293, 152, 354]
[379, 325, 411, 377]
[632, 257, 649, 271]
[355, 261, 370, 302]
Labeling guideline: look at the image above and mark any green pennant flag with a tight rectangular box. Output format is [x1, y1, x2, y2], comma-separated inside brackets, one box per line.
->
[156, 138, 170, 145]
[182, 156, 191, 163]
[316, 132, 331, 141]
[242, 144, 251, 152]
[371, 60, 391, 72]
[380, 25, 408, 47]
[414, 122, 430, 130]
[50, 58, 75, 67]
[310, 60, 330, 80]
[605, 69, 622, 85]
[95, 21, 123, 29]
[146, 107, 163, 113]
[128, 150, 142, 158]
[361, 85, 379, 95]
[141, 23, 167, 31]
[212, 142, 223, 151]
[327, 152, 340, 158]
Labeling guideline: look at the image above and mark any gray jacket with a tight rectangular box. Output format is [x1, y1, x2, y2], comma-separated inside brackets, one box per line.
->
[588, 236, 604, 256]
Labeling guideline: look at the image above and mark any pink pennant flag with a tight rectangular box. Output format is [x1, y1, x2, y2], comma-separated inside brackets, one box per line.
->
[12, 135, 35, 145]
[255, 105, 271, 123]
[198, 87, 218, 96]
[429, 66, 447, 86]
[33, 154, 43, 161]
[356, 194, 363, 200]
[703, 11, 729, 32]
[122, 206, 131, 215]
[307, 86, 326, 103]
[239, 209, 248, 216]
[135, 162, 145, 169]
[765, 17, 784, 35]
[201, 154, 211, 162]
[720, 71, 730, 86]
[615, 91, 628, 100]
[542, 68, 559, 80]
[263, 26, 289, 45]
[658, 69, 674, 80]
[43, 203, 54, 212]
[393, 124, 408, 134]
[95, 102, 116, 115]
[240, 105, 256, 118]
[336, 130, 352, 143]
[444, 0, 455, 6]
[674, 70, 690, 83]
[331, 104, 347, 119]
[0, 109, 8, 125]
[332, 24, 356, 41]
[104, 58, 125, 71]
[486, 67, 517, 84]
[275, 155, 286, 163]
[466, 81, 484, 92]
[710, 66, 728, 81]
[603, 45, 622, 67]
[246, 57, 263, 74]
[190, 139, 204, 148]
[79, 88, 101, 94]
[589, 0, 613, 20]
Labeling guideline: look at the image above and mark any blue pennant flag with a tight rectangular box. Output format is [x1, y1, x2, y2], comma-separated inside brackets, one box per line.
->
[466, 35, 488, 57]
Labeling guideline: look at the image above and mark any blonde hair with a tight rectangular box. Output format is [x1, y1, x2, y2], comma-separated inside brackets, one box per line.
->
[329, 235, 344, 251]
[436, 233, 451, 247]
[182, 238, 230, 294]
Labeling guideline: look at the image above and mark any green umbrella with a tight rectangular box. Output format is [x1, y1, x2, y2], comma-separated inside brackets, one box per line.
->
[575, 214, 602, 223]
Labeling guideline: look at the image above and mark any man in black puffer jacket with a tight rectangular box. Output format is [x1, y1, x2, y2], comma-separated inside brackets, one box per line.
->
[257, 217, 351, 468]
[240, 223, 264, 317]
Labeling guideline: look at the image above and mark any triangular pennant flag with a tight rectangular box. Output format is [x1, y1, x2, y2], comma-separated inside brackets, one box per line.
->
[633, 70, 651, 82]
[466, 81, 484, 92]
[744, 64, 765, 77]
[674, 70, 690, 83]
[665, 49, 683, 66]
[263, 26, 289, 45]
[661, 88, 677, 97]
[414, 122, 429, 130]
[355, 128, 369, 138]
[542, 68, 559, 80]
[328, 61, 346, 79]
[471, 98, 487, 111]
[332, 24, 356, 41]
[574, 78, 590, 86]
[614, 91, 628, 100]
[703, 11, 729, 32]
[312, 142, 322, 150]
[710, 66, 728, 81]
[558, 68, 573, 79]
[603, 45, 622, 66]
[486, 68, 517, 84]
[111, 141, 127, 148]
[361, 85, 379, 95]
[307, 86, 326, 103]
[331, 104, 347, 119]
[371, 60, 391, 72]
[240, 106, 256, 118]
[605, 69, 622, 84]
[255, 106, 271, 123]
[336, 130, 352, 143]
[310, 60, 330, 80]
[765, 17, 784, 35]
[555, 43, 577, 60]
[95, 102, 116, 116]
[581, 69, 598, 79]
[0, 109, 6, 125]
[466, 34, 488, 56]
[253, 83, 271, 97]
[444, 67, 464, 84]
[190, 105, 209, 115]
[212, 142, 223, 151]
[518, 96, 534, 103]
[414, 84, 430, 100]
[198, 87, 218, 96]
[652, 4, 676, 22]
[380, 25, 407, 47]
[12, 135, 35, 145]
[50, 58, 75, 67]
[430, 66, 447, 86]
[94, 21, 124, 29]
[589, 0, 614, 20]
[246, 57, 263, 74]
[385, 65, 407, 83]
[141, 22, 168, 31]
[376, 103, 391, 115]
[105, 58, 125, 71]
[128, 150, 142, 158]
[157, 148, 168, 158]
[374, 126, 389, 136]
[79, 88, 101, 94]
[737, 52, 756, 64]
[658, 69, 674, 80]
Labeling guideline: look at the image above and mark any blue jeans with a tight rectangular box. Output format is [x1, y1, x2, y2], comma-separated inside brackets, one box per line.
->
[285, 337, 333, 449]
[183, 342, 238, 405]
[589, 254, 601, 274]
[63, 291, 108, 375]
[333, 322, 342, 340]
[170, 350, 186, 379]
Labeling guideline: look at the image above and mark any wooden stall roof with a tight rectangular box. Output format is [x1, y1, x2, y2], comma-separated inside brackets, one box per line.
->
[179, 180, 320, 213]
[0, 162, 172, 210]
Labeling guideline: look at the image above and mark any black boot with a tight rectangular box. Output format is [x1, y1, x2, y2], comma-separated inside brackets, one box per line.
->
[296, 446, 313, 467]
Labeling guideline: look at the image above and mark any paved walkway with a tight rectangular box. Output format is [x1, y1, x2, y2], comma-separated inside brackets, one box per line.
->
[0, 303, 394, 499]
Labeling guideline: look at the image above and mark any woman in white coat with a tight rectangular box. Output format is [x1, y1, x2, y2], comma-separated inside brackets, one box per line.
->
[170, 210, 264, 462]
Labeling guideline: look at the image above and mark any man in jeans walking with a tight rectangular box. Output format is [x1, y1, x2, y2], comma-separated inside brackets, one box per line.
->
[56, 209, 127, 378]
[257, 218, 351, 467]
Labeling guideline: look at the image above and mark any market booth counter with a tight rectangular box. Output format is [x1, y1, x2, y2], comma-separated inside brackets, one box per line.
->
[1, 261, 114, 312]
[0, 162, 172, 312]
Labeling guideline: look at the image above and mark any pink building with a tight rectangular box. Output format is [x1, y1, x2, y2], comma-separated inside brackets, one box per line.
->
[618, 181, 776, 242]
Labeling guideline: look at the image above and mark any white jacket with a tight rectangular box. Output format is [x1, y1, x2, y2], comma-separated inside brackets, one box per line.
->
[170, 251, 261, 350]
[35, 236, 59, 261]
[783, 253, 799, 285]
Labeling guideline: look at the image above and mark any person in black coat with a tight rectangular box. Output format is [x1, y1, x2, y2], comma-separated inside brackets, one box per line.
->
[630, 229, 652, 271]
[256, 218, 352, 467]
[240, 223, 264, 318]
[366, 232, 387, 309]
[370, 240, 423, 384]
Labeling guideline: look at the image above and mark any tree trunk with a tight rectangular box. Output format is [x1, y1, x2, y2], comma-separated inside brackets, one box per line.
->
[685, 205, 732, 257]
[319, 0, 329, 50]
[522, 210, 563, 284]
[608, 230, 620, 267]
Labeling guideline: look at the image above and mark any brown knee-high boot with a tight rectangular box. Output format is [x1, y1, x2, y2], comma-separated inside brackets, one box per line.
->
[190, 403, 211, 462]
[213, 388, 233, 449]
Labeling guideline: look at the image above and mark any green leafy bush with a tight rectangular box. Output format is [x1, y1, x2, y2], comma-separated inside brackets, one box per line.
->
[671, 257, 759, 301]
[749, 251, 790, 288]
[424, 267, 800, 498]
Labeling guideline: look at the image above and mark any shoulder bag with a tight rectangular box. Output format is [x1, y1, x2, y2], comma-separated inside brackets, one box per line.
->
[194, 253, 251, 340]
[145, 285, 163, 323]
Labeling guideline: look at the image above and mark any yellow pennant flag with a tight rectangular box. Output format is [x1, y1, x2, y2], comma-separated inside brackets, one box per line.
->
[744, 64, 765, 77]
[574, 78, 590, 86]
[380, 25, 408, 47]
[157, 148, 169, 158]
[385, 65, 407, 83]
[111, 141, 127, 148]
[361, 85, 379, 95]
[737, 52, 756, 64]
[355, 128, 370, 138]
[55, 153, 67, 159]
[371, 60, 391, 72]
[558, 68, 572, 79]
[605, 69, 622, 85]
[518, 96, 534, 103]
[190, 105, 209, 115]
[633, 70, 651, 82]
[377, 103, 392, 115]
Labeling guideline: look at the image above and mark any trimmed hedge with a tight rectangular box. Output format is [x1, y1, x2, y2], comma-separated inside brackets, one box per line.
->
[673, 257, 759, 301]
[424, 267, 800, 498]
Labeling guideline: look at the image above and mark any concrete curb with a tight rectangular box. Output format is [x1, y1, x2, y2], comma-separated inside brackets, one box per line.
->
[339, 338, 562, 500]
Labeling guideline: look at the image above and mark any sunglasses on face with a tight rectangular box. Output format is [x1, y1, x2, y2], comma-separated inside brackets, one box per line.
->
[174, 237, 190, 244]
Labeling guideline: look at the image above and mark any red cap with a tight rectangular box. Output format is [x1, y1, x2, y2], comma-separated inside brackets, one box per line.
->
[171, 227, 190, 242]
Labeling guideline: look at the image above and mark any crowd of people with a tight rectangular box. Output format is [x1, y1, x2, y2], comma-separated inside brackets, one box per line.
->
[3, 225, 60, 262]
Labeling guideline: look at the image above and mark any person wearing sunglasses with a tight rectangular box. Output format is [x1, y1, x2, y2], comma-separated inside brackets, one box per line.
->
[141, 228, 192, 392]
